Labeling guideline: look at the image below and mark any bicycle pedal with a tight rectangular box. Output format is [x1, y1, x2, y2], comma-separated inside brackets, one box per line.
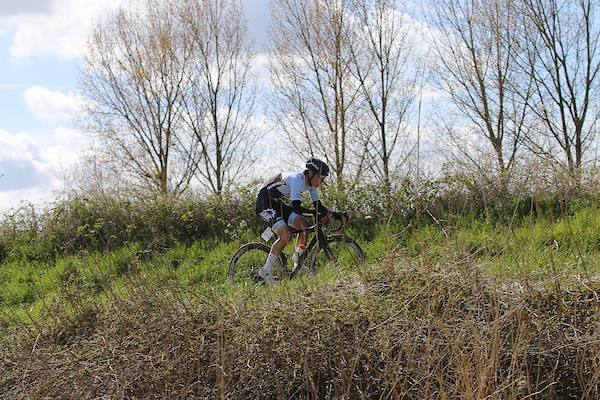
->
[250, 268, 262, 282]
[291, 264, 310, 278]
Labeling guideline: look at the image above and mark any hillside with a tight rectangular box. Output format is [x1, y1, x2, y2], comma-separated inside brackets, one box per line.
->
[1, 193, 599, 399]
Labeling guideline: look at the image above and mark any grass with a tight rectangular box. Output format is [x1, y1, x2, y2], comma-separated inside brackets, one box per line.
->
[1, 205, 599, 399]
[1, 259, 598, 399]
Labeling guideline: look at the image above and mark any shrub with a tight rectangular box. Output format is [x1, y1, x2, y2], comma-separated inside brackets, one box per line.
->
[0, 187, 260, 260]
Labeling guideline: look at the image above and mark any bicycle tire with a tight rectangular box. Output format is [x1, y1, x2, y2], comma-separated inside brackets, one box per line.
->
[227, 242, 289, 283]
[308, 234, 365, 272]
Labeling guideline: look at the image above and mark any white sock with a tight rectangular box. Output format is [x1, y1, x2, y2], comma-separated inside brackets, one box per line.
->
[263, 253, 278, 274]
[293, 245, 306, 266]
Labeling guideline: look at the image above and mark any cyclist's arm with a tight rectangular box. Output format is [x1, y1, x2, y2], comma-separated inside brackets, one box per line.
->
[291, 199, 330, 219]
[291, 200, 314, 216]
[313, 200, 330, 219]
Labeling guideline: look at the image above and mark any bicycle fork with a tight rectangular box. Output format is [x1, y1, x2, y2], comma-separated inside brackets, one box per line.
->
[317, 225, 334, 258]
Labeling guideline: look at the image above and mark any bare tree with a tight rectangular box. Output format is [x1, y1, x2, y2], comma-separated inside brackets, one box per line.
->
[428, 0, 530, 183]
[79, 0, 198, 196]
[267, 0, 366, 192]
[349, 0, 419, 192]
[177, 0, 260, 195]
[517, 0, 600, 180]
[78, 0, 259, 197]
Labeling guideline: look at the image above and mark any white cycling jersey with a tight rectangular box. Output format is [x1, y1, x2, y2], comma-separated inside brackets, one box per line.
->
[265, 172, 319, 203]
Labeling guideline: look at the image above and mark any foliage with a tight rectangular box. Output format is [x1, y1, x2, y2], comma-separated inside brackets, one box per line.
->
[0, 187, 260, 261]
[1, 168, 599, 398]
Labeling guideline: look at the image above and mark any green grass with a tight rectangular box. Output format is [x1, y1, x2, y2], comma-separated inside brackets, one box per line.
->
[3, 203, 599, 327]
[1, 204, 599, 398]
[0, 239, 237, 326]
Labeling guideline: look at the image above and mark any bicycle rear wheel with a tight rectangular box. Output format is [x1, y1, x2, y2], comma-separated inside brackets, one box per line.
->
[228, 242, 289, 283]
[309, 234, 365, 272]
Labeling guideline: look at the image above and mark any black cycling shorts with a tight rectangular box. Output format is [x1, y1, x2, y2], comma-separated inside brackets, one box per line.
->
[255, 187, 294, 228]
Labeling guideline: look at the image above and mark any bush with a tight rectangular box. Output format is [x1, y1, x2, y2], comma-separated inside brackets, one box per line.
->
[0, 187, 260, 261]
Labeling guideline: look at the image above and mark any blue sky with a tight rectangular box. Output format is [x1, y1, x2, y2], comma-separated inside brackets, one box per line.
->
[0, 0, 270, 213]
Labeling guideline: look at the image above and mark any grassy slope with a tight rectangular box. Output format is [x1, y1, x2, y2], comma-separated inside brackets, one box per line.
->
[1, 208, 599, 399]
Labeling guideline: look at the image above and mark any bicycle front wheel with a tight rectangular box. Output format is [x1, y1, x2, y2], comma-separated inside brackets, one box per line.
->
[228, 242, 289, 283]
[309, 234, 365, 272]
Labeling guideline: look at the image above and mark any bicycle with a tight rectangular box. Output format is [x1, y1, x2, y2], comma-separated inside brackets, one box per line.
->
[227, 213, 365, 283]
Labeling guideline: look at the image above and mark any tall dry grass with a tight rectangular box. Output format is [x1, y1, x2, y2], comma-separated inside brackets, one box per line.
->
[1, 251, 598, 399]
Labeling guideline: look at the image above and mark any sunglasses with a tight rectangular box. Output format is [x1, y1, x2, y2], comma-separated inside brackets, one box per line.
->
[311, 172, 326, 181]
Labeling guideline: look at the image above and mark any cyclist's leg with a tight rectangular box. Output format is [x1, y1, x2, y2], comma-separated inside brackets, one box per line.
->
[288, 213, 311, 273]
[256, 191, 289, 254]
[268, 199, 294, 257]
[270, 219, 292, 257]
[289, 212, 310, 248]
[255, 193, 292, 282]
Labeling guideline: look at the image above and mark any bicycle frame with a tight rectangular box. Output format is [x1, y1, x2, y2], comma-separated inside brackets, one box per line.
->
[287, 217, 341, 272]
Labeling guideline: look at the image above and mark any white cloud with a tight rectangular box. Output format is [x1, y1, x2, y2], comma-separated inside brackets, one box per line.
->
[0, 128, 48, 189]
[42, 126, 85, 167]
[0, 129, 36, 161]
[0, 0, 54, 18]
[0, 127, 84, 212]
[0, 187, 55, 214]
[7, 0, 125, 63]
[23, 86, 83, 123]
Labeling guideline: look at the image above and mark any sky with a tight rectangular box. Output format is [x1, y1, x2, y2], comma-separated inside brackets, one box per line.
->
[0, 0, 271, 214]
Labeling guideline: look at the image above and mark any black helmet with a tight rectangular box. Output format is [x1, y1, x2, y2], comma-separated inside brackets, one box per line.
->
[306, 157, 329, 176]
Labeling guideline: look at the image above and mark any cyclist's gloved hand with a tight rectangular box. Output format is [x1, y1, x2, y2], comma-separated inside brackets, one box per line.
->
[331, 211, 350, 224]
[318, 211, 331, 223]
[342, 211, 350, 223]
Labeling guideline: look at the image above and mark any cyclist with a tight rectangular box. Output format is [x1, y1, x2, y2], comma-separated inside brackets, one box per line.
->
[254, 157, 336, 284]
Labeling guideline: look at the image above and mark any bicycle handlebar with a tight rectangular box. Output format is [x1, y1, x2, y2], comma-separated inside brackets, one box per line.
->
[290, 211, 348, 234]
